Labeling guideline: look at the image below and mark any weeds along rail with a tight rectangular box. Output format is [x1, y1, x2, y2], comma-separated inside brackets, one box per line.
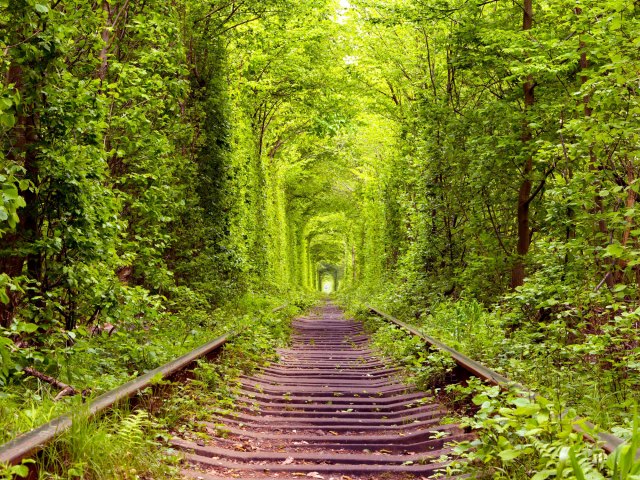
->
[0, 301, 290, 475]
[366, 305, 626, 456]
[0, 332, 230, 471]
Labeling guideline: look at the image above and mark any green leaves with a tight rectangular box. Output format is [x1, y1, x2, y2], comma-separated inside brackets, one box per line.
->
[0, 115, 15, 128]
[0, 166, 27, 234]
[604, 243, 626, 259]
[34, 3, 49, 14]
[13, 322, 39, 334]
[498, 446, 531, 462]
[607, 409, 640, 480]
[456, 382, 611, 479]
[0, 461, 34, 479]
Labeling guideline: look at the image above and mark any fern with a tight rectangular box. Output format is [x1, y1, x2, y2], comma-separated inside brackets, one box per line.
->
[113, 410, 151, 450]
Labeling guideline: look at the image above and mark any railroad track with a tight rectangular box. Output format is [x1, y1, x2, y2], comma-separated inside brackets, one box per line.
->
[175, 304, 472, 479]
[0, 302, 630, 479]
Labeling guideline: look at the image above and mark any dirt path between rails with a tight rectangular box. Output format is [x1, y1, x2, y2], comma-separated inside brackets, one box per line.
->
[174, 303, 472, 480]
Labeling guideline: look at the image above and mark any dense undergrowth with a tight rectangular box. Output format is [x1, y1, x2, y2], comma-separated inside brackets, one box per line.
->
[340, 292, 640, 479]
[0, 293, 306, 444]
[345, 291, 640, 430]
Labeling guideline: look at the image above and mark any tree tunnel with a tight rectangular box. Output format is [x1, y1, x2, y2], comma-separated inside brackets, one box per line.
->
[317, 262, 343, 293]
[301, 213, 352, 292]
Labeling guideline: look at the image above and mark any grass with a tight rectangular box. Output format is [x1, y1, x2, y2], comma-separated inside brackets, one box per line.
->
[38, 408, 179, 480]
[341, 296, 640, 479]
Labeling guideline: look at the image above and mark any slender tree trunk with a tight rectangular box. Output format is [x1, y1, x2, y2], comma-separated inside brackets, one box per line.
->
[0, 64, 38, 327]
[610, 159, 637, 285]
[620, 162, 636, 249]
[352, 245, 356, 283]
[98, 0, 111, 83]
[511, 0, 535, 288]
[575, 7, 612, 287]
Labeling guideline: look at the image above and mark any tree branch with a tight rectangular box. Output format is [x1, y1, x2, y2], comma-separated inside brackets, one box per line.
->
[524, 165, 555, 207]
[484, 196, 510, 255]
[23, 367, 80, 401]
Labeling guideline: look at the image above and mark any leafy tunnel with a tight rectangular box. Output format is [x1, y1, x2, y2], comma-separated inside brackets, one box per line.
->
[2, 0, 640, 476]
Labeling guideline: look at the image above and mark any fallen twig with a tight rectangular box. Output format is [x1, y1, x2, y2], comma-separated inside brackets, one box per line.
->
[594, 272, 611, 292]
[23, 367, 79, 401]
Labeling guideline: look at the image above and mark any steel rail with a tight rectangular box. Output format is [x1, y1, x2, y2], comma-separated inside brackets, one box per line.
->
[366, 305, 625, 454]
[0, 333, 230, 466]
[0, 302, 291, 468]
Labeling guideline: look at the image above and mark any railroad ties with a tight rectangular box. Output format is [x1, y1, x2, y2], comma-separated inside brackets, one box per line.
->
[175, 304, 472, 479]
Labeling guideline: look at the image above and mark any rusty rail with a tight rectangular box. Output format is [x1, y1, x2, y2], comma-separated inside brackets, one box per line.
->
[0, 303, 291, 467]
[0, 302, 293, 469]
[366, 305, 625, 454]
[0, 333, 231, 466]
[271, 303, 288, 313]
[368, 306, 514, 387]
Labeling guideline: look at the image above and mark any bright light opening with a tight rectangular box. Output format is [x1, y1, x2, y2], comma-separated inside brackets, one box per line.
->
[322, 275, 335, 293]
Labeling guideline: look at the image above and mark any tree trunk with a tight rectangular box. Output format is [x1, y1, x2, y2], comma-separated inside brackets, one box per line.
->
[0, 64, 39, 327]
[611, 159, 637, 285]
[511, 0, 535, 289]
[575, 6, 612, 287]
[98, 0, 111, 83]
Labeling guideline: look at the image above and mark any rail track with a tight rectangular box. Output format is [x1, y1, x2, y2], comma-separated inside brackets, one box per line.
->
[0, 301, 631, 479]
[175, 303, 471, 479]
